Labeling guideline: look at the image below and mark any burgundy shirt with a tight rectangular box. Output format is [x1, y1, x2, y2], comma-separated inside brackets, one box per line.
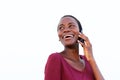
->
[44, 53, 95, 80]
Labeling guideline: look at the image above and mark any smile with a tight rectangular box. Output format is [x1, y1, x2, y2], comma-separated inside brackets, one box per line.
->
[63, 34, 74, 39]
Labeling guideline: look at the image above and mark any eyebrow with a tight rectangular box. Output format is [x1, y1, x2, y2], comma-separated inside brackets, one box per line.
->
[58, 22, 75, 27]
[68, 22, 76, 25]
[58, 24, 64, 27]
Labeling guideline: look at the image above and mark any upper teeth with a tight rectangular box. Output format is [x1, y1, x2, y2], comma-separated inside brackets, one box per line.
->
[64, 35, 73, 38]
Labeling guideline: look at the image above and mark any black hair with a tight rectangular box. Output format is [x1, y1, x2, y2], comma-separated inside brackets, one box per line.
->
[61, 15, 83, 33]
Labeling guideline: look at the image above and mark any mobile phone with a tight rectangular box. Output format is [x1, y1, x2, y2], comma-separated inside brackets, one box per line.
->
[78, 37, 84, 43]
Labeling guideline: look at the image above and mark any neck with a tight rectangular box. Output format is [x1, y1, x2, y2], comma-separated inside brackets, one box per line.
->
[62, 45, 80, 61]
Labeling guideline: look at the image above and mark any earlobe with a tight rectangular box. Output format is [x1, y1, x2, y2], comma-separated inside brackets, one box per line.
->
[58, 38, 60, 41]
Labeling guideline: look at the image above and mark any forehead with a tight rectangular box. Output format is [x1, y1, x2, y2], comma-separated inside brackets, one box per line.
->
[59, 17, 78, 24]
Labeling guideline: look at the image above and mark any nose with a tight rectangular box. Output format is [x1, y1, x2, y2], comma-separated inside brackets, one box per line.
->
[63, 27, 71, 32]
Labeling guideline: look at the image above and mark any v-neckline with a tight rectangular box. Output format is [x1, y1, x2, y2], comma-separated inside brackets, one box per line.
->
[58, 53, 86, 72]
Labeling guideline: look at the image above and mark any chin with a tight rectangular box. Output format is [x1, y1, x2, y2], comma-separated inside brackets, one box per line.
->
[64, 42, 78, 48]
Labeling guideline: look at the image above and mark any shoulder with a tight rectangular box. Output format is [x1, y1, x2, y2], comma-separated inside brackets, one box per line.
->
[45, 52, 62, 71]
[47, 52, 61, 63]
[48, 52, 61, 59]
[45, 53, 62, 80]
[80, 55, 91, 68]
[49, 52, 60, 57]
[80, 55, 94, 72]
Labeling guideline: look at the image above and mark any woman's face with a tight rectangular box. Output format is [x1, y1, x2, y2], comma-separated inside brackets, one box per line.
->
[57, 17, 80, 47]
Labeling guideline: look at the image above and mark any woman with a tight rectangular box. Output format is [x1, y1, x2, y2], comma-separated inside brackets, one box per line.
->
[44, 15, 104, 80]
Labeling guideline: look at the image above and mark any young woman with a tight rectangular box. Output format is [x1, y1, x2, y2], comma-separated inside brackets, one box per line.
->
[44, 15, 104, 80]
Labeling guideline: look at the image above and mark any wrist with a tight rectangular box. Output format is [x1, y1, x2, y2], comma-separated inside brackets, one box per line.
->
[88, 57, 96, 64]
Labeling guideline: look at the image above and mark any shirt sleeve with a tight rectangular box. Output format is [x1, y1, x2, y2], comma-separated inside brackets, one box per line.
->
[44, 53, 61, 80]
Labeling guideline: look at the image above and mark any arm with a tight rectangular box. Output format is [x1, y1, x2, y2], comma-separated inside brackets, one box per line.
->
[89, 57, 104, 80]
[44, 53, 61, 80]
[78, 33, 104, 80]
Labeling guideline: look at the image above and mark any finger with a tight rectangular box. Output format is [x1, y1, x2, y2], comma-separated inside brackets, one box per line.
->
[78, 32, 87, 41]
[78, 33, 91, 47]
[84, 37, 92, 47]
[77, 40, 85, 47]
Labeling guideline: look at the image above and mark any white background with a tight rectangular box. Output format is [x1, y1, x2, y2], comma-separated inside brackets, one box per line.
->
[0, 0, 120, 80]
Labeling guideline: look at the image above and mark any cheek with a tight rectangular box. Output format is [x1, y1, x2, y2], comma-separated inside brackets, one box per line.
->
[74, 30, 80, 39]
[74, 29, 80, 35]
[76, 31, 80, 35]
[57, 31, 62, 39]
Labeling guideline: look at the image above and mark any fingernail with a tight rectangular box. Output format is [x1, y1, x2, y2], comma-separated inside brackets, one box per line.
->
[77, 40, 80, 43]
[78, 35, 81, 37]
[79, 32, 82, 34]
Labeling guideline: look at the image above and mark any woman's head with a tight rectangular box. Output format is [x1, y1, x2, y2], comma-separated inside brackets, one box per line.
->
[61, 15, 83, 32]
[57, 15, 83, 47]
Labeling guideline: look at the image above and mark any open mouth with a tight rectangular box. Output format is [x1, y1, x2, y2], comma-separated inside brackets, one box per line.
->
[63, 34, 74, 39]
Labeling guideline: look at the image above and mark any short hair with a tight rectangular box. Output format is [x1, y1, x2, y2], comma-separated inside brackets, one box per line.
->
[61, 15, 83, 33]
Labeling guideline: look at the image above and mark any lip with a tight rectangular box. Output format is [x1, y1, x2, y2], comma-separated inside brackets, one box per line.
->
[62, 34, 74, 40]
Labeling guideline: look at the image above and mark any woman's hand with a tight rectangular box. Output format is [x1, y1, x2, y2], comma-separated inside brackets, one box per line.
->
[77, 32, 94, 61]
[78, 32, 104, 80]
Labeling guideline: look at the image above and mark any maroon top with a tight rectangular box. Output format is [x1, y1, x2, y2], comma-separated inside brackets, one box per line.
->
[44, 53, 95, 80]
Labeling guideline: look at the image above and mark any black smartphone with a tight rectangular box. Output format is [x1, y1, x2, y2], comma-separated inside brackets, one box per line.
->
[78, 31, 84, 43]
[78, 37, 84, 43]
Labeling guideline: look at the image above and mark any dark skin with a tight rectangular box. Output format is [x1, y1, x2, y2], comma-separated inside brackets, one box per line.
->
[57, 17, 104, 80]
[57, 17, 85, 71]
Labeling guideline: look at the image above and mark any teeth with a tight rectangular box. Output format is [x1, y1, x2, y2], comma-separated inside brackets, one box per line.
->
[63, 35, 73, 38]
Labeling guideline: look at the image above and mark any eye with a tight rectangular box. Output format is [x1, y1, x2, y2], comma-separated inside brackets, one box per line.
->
[58, 25, 65, 31]
[59, 26, 64, 30]
[69, 24, 75, 28]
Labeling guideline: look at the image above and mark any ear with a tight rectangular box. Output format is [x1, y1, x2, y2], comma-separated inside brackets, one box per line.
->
[58, 37, 60, 41]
